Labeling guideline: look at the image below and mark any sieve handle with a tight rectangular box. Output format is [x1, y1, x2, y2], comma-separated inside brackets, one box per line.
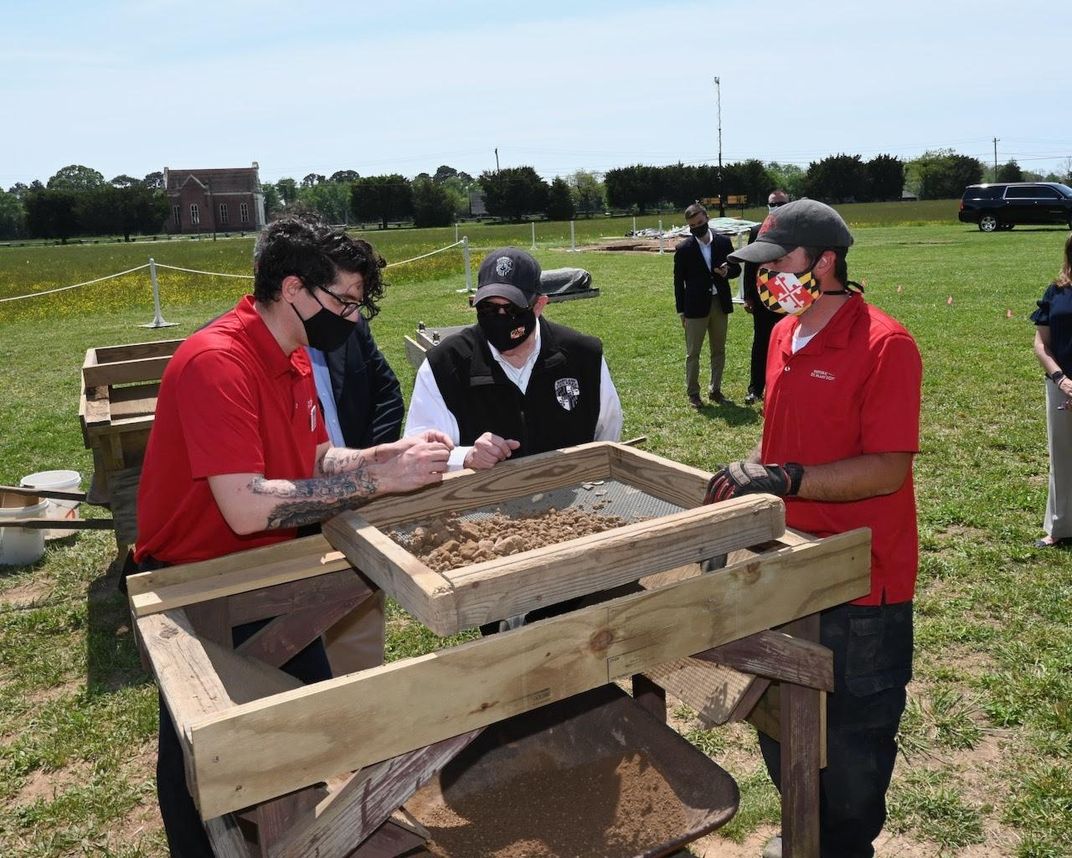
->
[0, 484, 88, 503]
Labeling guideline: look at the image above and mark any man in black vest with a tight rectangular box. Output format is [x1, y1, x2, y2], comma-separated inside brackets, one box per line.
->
[741, 189, 790, 405]
[404, 247, 622, 470]
[674, 202, 741, 408]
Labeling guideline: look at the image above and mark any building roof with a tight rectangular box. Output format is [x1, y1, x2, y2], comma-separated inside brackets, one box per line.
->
[165, 164, 261, 194]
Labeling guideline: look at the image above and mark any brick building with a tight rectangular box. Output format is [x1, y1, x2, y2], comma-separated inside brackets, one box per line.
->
[164, 162, 265, 234]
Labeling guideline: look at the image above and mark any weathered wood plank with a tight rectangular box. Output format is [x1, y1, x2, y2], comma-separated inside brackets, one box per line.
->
[90, 339, 183, 364]
[128, 535, 350, 615]
[227, 569, 373, 625]
[186, 529, 870, 816]
[81, 354, 173, 389]
[782, 682, 822, 858]
[235, 598, 364, 668]
[324, 512, 456, 635]
[269, 731, 480, 858]
[644, 658, 755, 727]
[203, 813, 250, 857]
[608, 443, 711, 509]
[694, 630, 834, 692]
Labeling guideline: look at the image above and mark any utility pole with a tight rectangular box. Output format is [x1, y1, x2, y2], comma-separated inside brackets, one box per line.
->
[495, 148, 500, 173]
[715, 76, 725, 217]
[993, 137, 999, 181]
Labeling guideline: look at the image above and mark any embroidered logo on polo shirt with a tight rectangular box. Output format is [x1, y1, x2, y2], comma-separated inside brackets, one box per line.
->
[555, 377, 581, 410]
[810, 369, 836, 382]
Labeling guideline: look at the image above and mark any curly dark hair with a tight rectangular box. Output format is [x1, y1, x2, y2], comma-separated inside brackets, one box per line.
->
[252, 214, 387, 319]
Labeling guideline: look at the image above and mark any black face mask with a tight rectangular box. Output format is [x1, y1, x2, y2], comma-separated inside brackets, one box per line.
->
[689, 223, 709, 238]
[477, 306, 537, 352]
[291, 298, 357, 352]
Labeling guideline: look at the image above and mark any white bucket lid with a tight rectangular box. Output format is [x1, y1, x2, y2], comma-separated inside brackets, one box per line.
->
[20, 470, 81, 490]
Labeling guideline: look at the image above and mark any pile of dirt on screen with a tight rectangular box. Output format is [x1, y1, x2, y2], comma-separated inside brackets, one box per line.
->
[390, 506, 626, 572]
[408, 749, 689, 857]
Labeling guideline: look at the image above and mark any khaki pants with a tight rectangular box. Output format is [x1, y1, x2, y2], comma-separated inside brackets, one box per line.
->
[1044, 378, 1072, 540]
[683, 310, 728, 396]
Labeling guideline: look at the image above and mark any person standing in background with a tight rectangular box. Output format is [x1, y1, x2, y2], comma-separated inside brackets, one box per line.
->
[674, 202, 741, 408]
[740, 189, 790, 404]
[1030, 231, 1072, 548]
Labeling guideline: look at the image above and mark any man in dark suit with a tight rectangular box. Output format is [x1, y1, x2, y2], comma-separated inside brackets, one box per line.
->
[674, 202, 741, 408]
[314, 317, 404, 448]
[741, 189, 790, 405]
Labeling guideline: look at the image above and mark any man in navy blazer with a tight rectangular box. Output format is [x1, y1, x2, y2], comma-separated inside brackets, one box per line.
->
[673, 202, 741, 408]
[320, 317, 404, 448]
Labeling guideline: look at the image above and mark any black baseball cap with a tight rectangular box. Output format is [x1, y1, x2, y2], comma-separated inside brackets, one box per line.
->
[474, 248, 542, 307]
[730, 199, 854, 265]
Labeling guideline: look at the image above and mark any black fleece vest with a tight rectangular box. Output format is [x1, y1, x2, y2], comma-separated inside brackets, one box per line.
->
[426, 319, 603, 457]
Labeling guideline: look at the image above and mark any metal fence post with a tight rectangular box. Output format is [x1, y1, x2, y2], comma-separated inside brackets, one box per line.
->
[140, 257, 177, 328]
[569, 220, 576, 253]
[658, 219, 664, 255]
[463, 236, 473, 293]
[531, 221, 536, 251]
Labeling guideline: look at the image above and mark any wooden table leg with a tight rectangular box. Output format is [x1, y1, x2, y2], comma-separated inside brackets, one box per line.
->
[779, 612, 822, 858]
[631, 673, 667, 723]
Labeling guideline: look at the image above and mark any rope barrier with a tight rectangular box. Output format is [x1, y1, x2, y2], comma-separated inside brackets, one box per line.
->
[152, 262, 253, 279]
[384, 239, 465, 268]
[0, 263, 150, 303]
[0, 239, 468, 305]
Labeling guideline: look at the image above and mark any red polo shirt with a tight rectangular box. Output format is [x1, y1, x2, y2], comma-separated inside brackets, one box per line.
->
[135, 296, 327, 565]
[763, 296, 922, 605]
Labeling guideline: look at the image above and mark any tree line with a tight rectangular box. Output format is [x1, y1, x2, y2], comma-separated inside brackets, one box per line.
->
[2, 152, 1069, 241]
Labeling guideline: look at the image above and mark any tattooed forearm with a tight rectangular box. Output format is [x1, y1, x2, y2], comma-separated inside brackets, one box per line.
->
[249, 470, 380, 530]
[265, 498, 356, 530]
[320, 446, 372, 476]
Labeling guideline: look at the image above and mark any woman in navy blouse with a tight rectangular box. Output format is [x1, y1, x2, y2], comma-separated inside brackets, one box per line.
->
[1031, 232, 1072, 547]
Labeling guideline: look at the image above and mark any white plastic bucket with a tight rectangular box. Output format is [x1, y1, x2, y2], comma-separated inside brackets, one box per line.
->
[0, 492, 47, 566]
[20, 470, 81, 539]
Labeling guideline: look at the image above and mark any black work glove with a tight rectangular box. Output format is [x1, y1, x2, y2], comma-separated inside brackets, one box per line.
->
[704, 461, 805, 504]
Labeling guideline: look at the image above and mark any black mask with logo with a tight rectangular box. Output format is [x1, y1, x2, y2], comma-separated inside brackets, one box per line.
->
[477, 305, 537, 353]
[291, 297, 358, 352]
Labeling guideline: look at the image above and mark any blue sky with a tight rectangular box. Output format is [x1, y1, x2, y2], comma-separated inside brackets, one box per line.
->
[2, 0, 1069, 188]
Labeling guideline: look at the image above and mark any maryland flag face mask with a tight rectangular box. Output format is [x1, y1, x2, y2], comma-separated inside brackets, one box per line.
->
[756, 265, 821, 315]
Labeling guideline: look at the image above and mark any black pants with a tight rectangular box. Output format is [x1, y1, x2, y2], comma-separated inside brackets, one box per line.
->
[148, 556, 333, 858]
[759, 601, 913, 858]
[749, 307, 780, 397]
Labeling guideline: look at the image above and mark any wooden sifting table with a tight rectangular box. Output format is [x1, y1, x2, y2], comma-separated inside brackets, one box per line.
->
[128, 442, 870, 857]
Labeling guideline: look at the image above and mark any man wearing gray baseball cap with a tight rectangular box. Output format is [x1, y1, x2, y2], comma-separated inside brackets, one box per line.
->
[404, 247, 622, 471]
[708, 199, 922, 858]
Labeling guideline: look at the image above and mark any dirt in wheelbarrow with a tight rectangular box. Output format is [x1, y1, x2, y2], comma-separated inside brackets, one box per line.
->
[390, 507, 626, 574]
[409, 750, 689, 857]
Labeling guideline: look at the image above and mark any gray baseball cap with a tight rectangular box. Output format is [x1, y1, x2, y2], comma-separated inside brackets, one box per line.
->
[729, 199, 854, 265]
[474, 247, 543, 307]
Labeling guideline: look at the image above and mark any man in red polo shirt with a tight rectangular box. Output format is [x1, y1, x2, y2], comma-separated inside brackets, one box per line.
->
[707, 200, 922, 858]
[135, 215, 452, 857]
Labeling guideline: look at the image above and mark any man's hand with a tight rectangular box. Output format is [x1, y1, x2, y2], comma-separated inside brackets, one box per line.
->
[743, 298, 755, 315]
[381, 439, 453, 492]
[704, 461, 804, 504]
[464, 432, 521, 470]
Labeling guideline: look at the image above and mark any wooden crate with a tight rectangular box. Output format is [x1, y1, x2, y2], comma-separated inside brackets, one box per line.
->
[324, 442, 788, 636]
[78, 339, 182, 546]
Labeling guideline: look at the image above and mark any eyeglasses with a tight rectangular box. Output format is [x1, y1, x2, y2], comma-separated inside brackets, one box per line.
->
[475, 300, 531, 320]
[768, 201, 788, 209]
[315, 284, 362, 318]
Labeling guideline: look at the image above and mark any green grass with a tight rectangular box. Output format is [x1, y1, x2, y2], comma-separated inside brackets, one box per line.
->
[1, 205, 1070, 854]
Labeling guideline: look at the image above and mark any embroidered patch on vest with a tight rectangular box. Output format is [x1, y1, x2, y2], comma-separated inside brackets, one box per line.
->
[554, 377, 581, 410]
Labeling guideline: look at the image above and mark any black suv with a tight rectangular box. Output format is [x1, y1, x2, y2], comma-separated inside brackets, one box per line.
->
[959, 182, 1072, 232]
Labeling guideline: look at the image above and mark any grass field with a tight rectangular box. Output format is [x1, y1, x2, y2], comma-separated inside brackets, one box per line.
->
[1, 209, 1070, 856]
